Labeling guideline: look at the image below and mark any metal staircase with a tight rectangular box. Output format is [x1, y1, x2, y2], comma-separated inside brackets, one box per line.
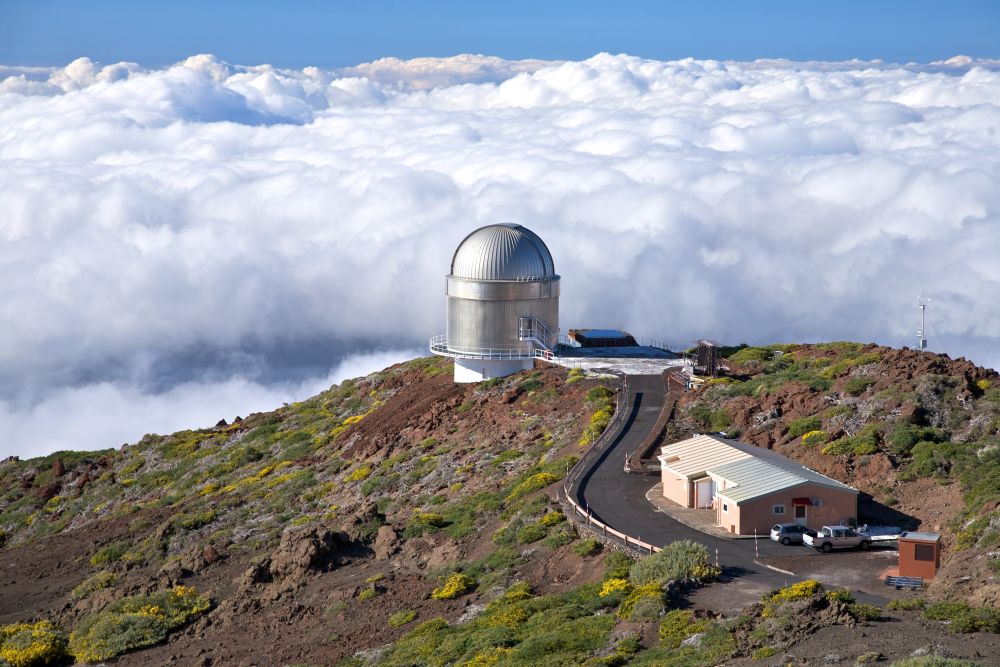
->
[518, 316, 557, 353]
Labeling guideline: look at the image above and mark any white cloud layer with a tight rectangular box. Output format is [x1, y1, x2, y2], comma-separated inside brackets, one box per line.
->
[1, 53, 998, 457]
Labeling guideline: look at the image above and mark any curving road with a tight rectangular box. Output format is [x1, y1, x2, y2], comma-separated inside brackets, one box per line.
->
[567, 374, 872, 594]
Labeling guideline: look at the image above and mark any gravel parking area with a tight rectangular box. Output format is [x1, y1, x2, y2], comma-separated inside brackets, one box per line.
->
[758, 545, 905, 598]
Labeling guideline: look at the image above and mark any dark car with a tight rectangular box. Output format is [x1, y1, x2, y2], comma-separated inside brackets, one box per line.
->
[770, 523, 811, 545]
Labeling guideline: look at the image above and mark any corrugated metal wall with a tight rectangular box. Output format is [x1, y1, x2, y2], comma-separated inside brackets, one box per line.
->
[448, 293, 558, 351]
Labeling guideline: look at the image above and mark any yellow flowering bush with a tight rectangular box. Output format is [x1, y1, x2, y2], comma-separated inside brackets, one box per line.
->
[802, 430, 828, 447]
[506, 472, 559, 501]
[69, 585, 211, 663]
[616, 582, 663, 619]
[539, 511, 565, 527]
[479, 606, 530, 629]
[599, 578, 630, 597]
[463, 647, 513, 666]
[762, 579, 823, 617]
[502, 581, 533, 602]
[0, 620, 69, 667]
[431, 572, 474, 600]
[346, 464, 373, 482]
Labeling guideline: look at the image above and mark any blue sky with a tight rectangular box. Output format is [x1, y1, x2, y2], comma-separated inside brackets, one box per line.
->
[2, 0, 998, 67]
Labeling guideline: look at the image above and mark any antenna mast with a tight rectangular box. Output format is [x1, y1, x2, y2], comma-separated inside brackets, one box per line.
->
[917, 292, 929, 350]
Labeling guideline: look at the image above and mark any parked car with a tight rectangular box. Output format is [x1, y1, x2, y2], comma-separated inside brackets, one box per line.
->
[770, 523, 812, 545]
[803, 525, 872, 553]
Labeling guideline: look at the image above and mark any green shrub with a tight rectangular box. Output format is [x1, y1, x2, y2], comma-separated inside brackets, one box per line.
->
[519, 378, 544, 393]
[412, 512, 446, 528]
[0, 620, 69, 667]
[923, 601, 1000, 633]
[541, 526, 576, 549]
[825, 588, 854, 604]
[787, 416, 822, 439]
[573, 538, 602, 557]
[822, 424, 881, 457]
[888, 425, 947, 456]
[802, 430, 829, 447]
[886, 598, 925, 611]
[357, 587, 378, 601]
[69, 586, 211, 663]
[71, 571, 119, 600]
[845, 377, 875, 396]
[603, 551, 634, 580]
[752, 646, 780, 660]
[540, 511, 564, 527]
[856, 651, 883, 664]
[657, 609, 712, 649]
[89, 540, 129, 567]
[849, 603, 884, 622]
[728, 347, 773, 365]
[506, 473, 559, 501]
[388, 610, 417, 627]
[174, 508, 216, 531]
[616, 583, 663, 620]
[629, 540, 719, 585]
[516, 524, 547, 544]
[502, 581, 534, 602]
[431, 572, 474, 600]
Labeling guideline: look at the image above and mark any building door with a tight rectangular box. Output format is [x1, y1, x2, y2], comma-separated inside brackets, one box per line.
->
[695, 479, 716, 509]
[794, 504, 807, 526]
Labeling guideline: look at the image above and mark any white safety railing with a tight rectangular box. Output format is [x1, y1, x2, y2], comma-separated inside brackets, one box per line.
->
[560, 374, 663, 555]
[518, 316, 558, 351]
[429, 334, 556, 361]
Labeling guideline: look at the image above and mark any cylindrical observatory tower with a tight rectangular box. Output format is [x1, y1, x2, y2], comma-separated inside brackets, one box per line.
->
[430, 223, 560, 383]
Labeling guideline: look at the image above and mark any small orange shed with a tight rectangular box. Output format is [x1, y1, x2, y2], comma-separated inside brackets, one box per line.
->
[898, 532, 941, 580]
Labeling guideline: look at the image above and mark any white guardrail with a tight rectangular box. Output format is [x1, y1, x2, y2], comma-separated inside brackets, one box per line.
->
[560, 374, 663, 555]
[429, 334, 548, 360]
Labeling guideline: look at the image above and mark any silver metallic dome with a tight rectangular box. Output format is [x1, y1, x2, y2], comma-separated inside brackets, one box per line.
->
[450, 223, 555, 281]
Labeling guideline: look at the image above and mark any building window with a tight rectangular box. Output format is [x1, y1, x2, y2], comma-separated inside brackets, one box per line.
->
[914, 544, 935, 562]
[722, 503, 728, 513]
[812, 498, 822, 508]
[773, 504, 785, 515]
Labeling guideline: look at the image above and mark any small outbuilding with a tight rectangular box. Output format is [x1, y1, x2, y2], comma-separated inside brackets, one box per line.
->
[568, 329, 637, 348]
[897, 532, 941, 580]
[658, 434, 858, 535]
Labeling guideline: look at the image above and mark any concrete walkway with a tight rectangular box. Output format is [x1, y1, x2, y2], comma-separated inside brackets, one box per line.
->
[547, 346, 688, 375]
[645, 483, 757, 540]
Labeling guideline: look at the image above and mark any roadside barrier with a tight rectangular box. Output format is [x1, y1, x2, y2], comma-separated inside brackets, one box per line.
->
[560, 374, 663, 555]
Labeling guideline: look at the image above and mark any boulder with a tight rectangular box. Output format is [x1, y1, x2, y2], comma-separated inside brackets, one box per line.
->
[373, 525, 400, 560]
[268, 526, 341, 582]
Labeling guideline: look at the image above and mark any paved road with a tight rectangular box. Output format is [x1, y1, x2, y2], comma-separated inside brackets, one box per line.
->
[569, 374, 855, 593]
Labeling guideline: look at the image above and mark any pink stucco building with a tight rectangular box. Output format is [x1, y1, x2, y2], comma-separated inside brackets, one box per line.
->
[657, 434, 858, 535]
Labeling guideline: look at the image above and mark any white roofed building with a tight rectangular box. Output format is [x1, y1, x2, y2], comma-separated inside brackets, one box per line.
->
[657, 434, 858, 535]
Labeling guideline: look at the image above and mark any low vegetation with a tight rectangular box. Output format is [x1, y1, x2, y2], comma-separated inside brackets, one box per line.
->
[0, 621, 69, 667]
[69, 585, 211, 663]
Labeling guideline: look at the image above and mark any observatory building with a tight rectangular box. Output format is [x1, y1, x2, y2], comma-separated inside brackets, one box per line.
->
[430, 224, 560, 382]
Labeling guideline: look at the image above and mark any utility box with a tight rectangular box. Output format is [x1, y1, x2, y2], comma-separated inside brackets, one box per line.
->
[695, 340, 720, 377]
[898, 532, 941, 580]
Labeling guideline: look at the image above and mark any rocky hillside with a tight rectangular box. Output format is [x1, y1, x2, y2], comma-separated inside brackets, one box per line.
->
[0, 358, 616, 665]
[1, 347, 999, 667]
[674, 342, 1000, 605]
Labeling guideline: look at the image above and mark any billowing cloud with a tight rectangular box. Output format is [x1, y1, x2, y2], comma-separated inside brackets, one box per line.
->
[1, 53, 998, 457]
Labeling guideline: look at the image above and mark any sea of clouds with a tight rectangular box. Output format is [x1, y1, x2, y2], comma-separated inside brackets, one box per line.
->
[1, 53, 998, 457]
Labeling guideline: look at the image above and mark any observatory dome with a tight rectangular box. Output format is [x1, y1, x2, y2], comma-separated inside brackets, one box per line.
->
[450, 223, 555, 281]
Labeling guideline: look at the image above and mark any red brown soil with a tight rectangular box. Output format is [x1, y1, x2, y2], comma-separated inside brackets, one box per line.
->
[0, 360, 607, 665]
